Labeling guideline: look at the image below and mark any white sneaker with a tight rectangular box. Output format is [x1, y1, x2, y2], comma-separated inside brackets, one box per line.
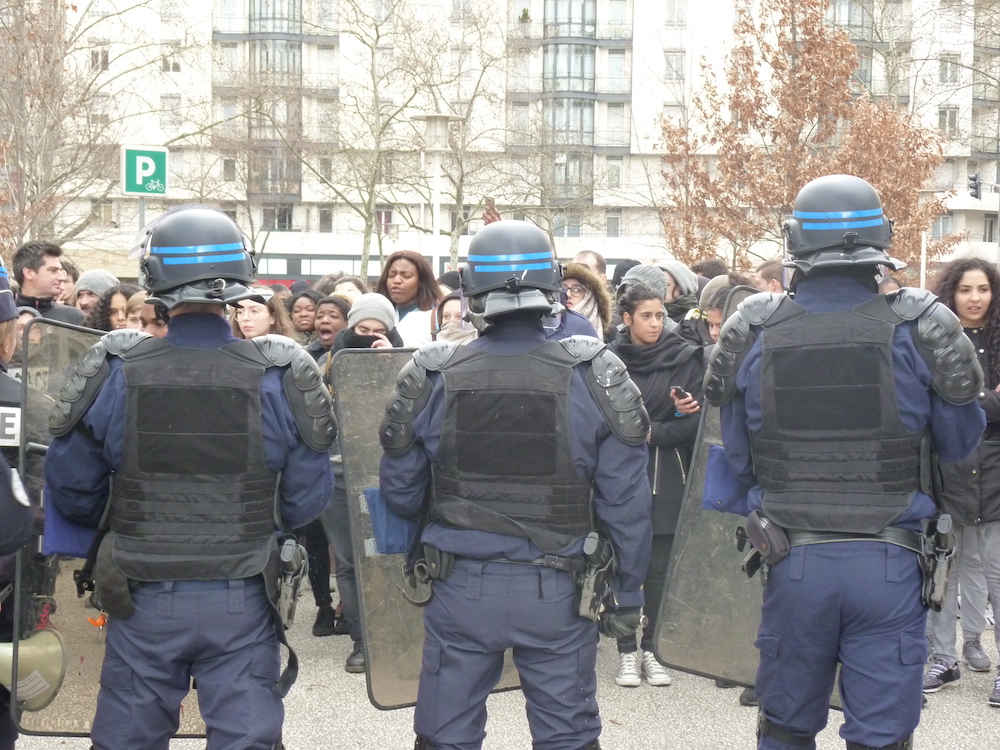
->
[641, 651, 672, 686]
[615, 651, 641, 687]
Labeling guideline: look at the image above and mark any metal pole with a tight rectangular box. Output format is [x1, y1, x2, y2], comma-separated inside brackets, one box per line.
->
[139, 196, 146, 230]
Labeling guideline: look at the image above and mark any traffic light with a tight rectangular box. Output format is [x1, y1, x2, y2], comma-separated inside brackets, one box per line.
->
[970, 173, 983, 200]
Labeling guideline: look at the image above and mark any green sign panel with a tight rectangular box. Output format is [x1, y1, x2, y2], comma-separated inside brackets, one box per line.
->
[120, 146, 168, 196]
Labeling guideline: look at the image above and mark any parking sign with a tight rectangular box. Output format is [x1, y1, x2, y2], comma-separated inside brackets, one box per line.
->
[121, 146, 168, 196]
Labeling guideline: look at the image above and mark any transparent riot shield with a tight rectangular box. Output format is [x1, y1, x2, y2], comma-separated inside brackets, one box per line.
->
[9, 319, 209, 736]
[331, 348, 519, 710]
[653, 287, 843, 708]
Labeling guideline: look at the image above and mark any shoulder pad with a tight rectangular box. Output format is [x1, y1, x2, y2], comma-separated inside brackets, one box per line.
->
[380, 343, 461, 457]
[412, 340, 461, 372]
[911, 300, 984, 405]
[586, 347, 649, 445]
[888, 287, 937, 322]
[49, 338, 113, 437]
[248, 335, 302, 367]
[704, 293, 803, 406]
[101, 328, 151, 355]
[281, 346, 337, 452]
[558, 335, 606, 364]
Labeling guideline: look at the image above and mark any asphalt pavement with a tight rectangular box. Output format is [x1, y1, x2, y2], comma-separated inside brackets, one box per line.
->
[15, 581, 1000, 749]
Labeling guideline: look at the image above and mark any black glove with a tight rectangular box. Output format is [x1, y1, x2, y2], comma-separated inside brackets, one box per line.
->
[598, 606, 643, 639]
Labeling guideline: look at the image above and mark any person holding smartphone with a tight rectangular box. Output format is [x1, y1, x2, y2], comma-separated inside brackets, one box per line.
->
[607, 281, 704, 688]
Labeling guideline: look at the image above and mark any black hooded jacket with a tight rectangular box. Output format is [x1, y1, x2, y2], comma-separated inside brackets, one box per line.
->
[608, 327, 704, 534]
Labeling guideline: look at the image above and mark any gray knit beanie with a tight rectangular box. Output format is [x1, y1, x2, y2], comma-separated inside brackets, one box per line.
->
[76, 269, 120, 297]
[657, 259, 699, 297]
[347, 293, 398, 332]
[619, 264, 668, 300]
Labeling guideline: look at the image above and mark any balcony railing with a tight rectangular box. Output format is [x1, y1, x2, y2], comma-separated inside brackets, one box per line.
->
[543, 76, 596, 93]
[972, 135, 1000, 154]
[596, 23, 632, 40]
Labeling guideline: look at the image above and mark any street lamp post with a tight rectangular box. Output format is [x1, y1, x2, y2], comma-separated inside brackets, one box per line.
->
[413, 113, 462, 276]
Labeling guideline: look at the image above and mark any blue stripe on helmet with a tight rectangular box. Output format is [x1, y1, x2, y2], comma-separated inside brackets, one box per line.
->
[793, 208, 883, 220]
[474, 262, 554, 272]
[151, 242, 245, 255]
[0, 267, 7, 278]
[162, 253, 247, 265]
[469, 252, 553, 263]
[801, 218, 885, 230]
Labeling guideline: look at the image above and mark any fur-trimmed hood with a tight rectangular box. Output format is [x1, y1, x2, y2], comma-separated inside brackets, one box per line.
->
[563, 261, 614, 337]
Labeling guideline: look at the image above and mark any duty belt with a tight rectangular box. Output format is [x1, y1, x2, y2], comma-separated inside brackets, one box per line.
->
[488, 554, 587, 573]
[784, 527, 923, 555]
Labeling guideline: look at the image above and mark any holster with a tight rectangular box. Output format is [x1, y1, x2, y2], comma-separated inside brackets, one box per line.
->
[276, 535, 308, 629]
[92, 532, 135, 619]
[919, 515, 956, 612]
[736, 510, 790, 578]
[421, 544, 455, 581]
[577, 531, 613, 622]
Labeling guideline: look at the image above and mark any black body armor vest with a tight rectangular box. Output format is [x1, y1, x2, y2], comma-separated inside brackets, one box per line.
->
[753, 296, 927, 534]
[430, 342, 594, 553]
[108, 343, 279, 581]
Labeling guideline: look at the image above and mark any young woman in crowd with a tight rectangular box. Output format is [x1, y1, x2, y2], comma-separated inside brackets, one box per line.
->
[607, 282, 704, 689]
[84, 283, 141, 332]
[286, 289, 323, 345]
[307, 295, 352, 362]
[375, 250, 442, 347]
[561, 262, 613, 341]
[434, 291, 476, 345]
[231, 286, 295, 340]
[925, 257, 1000, 706]
[333, 276, 368, 302]
[124, 291, 146, 330]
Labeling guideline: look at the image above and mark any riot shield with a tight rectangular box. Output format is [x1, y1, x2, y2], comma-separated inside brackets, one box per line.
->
[8, 319, 209, 736]
[653, 287, 843, 708]
[331, 348, 519, 710]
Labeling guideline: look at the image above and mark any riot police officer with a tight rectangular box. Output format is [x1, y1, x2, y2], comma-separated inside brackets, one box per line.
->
[705, 175, 986, 750]
[44, 205, 336, 750]
[379, 220, 652, 750]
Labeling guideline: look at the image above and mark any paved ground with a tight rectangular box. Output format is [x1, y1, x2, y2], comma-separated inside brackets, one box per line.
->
[15, 583, 1000, 749]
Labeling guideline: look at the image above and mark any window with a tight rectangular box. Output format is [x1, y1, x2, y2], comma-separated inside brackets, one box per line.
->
[317, 0, 336, 27]
[375, 205, 393, 234]
[607, 50, 627, 92]
[609, 0, 626, 23]
[543, 44, 597, 92]
[606, 210, 621, 238]
[552, 153, 592, 190]
[257, 257, 287, 275]
[511, 102, 531, 132]
[160, 95, 182, 128]
[222, 207, 238, 222]
[160, 0, 183, 23]
[940, 54, 960, 84]
[546, 98, 595, 144]
[223, 158, 236, 181]
[376, 154, 394, 183]
[931, 212, 953, 240]
[91, 94, 111, 126]
[607, 103, 626, 146]
[854, 53, 872, 89]
[552, 212, 581, 238]
[262, 206, 293, 230]
[544, 0, 596, 36]
[319, 157, 332, 181]
[253, 39, 302, 75]
[319, 205, 333, 233]
[607, 156, 623, 188]
[664, 0, 687, 27]
[90, 199, 114, 228]
[938, 106, 959, 138]
[91, 48, 109, 71]
[986, 214, 997, 243]
[162, 47, 181, 73]
[664, 51, 684, 82]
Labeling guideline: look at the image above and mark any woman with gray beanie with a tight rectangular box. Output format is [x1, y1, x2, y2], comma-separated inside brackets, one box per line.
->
[657, 259, 701, 325]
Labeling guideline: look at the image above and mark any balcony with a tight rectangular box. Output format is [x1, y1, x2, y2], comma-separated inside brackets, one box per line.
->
[249, 16, 303, 34]
[596, 23, 632, 41]
[972, 135, 1000, 154]
[596, 75, 630, 94]
[214, 14, 246, 34]
[506, 75, 543, 93]
[974, 73, 1000, 102]
[975, 23, 1000, 52]
[543, 76, 596, 94]
[301, 71, 339, 93]
[594, 129, 629, 148]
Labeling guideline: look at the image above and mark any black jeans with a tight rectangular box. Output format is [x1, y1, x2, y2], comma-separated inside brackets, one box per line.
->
[617, 533, 673, 654]
[321, 481, 362, 642]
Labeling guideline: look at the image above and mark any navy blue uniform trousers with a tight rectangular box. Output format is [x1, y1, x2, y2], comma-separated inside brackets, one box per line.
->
[91, 577, 282, 750]
[416, 559, 599, 750]
[756, 541, 926, 750]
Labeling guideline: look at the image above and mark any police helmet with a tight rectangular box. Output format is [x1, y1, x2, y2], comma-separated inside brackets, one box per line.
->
[460, 220, 561, 332]
[782, 175, 904, 274]
[134, 205, 258, 310]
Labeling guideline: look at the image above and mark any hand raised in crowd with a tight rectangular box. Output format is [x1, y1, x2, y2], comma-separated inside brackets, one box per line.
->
[671, 388, 700, 415]
[482, 205, 502, 225]
[370, 332, 393, 349]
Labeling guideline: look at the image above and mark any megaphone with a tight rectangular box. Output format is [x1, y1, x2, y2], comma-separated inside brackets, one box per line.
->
[0, 629, 67, 711]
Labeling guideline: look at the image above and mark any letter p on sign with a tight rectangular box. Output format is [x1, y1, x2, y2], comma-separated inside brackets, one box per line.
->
[121, 146, 168, 196]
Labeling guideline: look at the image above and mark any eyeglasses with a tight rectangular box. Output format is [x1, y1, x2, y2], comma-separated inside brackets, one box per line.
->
[235, 307, 268, 320]
[562, 284, 586, 299]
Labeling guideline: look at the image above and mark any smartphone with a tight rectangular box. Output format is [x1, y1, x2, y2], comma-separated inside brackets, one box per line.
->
[671, 386, 691, 400]
[485, 197, 495, 211]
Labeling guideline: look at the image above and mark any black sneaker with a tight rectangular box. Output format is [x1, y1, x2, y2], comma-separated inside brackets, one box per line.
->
[923, 657, 961, 693]
[312, 605, 336, 637]
[331, 615, 351, 636]
[345, 641, 365, 673]
[739, 686, 758, 706]
[990, 671, 1000, 708]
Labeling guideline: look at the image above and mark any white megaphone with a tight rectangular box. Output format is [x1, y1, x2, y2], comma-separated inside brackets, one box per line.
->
[0, 629, 68, 711]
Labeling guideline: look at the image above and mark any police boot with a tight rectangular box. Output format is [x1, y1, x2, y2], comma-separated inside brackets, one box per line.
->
[577, 741, 601, 750]
[413, 737, 442, 750]
[757, 712, 816, 748]
[845, 737, 913, 750]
